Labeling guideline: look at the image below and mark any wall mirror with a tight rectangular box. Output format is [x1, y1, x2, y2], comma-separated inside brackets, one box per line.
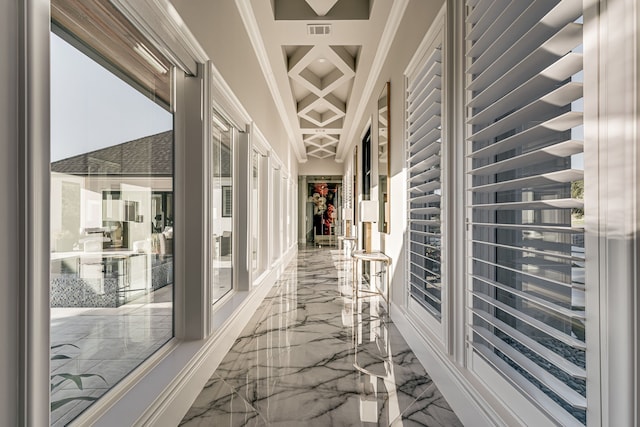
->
[352, 146, 358, 235]
[378, 82, 390, 233]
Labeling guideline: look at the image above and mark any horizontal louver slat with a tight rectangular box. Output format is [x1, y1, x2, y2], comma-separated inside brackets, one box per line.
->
[471, 326, 587, 409]
[470, 238, 583, 263]
[408, 116, 441, 148]
[471, 308, 586, 378]
[470, 169, 584, 193]
[466, 0, 510, 41]
[407, 33, 444, 321]
[467, 2, 531, 55]
[469, 20, 582, 92]
[468, 83, 583, 142]
[469, 140, 583, 176]
[467, 0, 582, 75]
[468, 53, 583, 122]
[409, 101, 441, 134]
[408, 58, 441, 102]
[468, 111, 583, 157]
[470, 291, 586, 350]
[472, 221, 582, 233]
[471, 273, 585, 320]
[409, 193, 441, 204]
[471, 198, 583, 210]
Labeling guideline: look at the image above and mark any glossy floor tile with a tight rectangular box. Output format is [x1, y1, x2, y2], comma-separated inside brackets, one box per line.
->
[181, 246, 462, 426]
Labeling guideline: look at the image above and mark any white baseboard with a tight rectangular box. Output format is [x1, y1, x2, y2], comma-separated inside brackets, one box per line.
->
[390, 302, 522, 427]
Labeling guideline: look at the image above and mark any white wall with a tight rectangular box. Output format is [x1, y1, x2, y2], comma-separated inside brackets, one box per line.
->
[298, 157, 344, 176]
[343, 0, 444, 305]
[171, 0, 294, 168]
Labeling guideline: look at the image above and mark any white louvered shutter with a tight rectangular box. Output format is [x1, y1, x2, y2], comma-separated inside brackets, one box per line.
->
[465, 1, 586, 425]
[407, 33, 444, 320]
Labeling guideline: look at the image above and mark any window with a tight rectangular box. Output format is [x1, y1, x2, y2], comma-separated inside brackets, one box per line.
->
[465, 1, 585, 424]
[211, 111, 234, 303]
[49, 1, 174, 423]
[406, 28, 444, 322]
[251, 149, 260, 273]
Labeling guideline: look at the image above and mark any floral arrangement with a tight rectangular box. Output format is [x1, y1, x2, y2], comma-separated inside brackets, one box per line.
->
[309, 183, 336, 235]
[308, 182, 329, 214]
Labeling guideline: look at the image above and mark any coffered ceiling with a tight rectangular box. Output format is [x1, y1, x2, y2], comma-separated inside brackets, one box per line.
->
[236, 0, 409, 162]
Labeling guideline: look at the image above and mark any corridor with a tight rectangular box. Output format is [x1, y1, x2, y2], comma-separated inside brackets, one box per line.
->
[181, 246, 462, 426]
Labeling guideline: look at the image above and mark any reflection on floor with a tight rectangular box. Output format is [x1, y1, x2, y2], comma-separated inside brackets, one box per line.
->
[181, 246, 462, 426]
[50, 285, 173, 426]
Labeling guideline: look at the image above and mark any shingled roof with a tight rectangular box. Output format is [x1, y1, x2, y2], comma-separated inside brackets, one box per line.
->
[51, 130, 173, 176]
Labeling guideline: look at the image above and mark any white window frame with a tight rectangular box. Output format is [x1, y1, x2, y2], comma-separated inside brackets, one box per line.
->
[462, 2, 590, 426]
[404, 5, 449, 350]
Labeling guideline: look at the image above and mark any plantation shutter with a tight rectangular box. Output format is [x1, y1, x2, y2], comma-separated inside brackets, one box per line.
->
[407, 35, 444, 319]
[465, 1, 586, 425]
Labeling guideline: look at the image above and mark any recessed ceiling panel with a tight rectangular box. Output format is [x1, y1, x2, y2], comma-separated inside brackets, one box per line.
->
[284, 43, 358, 158]
[274, 0, 370, 20]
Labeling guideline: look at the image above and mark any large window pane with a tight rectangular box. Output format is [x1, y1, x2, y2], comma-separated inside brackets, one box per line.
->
[211, 112, 234, 302]
[251, 149, 261, 275]
[50, 19, 174, 426]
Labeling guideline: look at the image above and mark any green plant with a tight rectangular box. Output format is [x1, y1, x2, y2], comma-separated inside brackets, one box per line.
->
[50, 344, 108, 412]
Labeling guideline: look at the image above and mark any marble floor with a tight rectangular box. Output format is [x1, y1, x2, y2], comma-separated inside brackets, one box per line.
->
[181, 246, 462, 426]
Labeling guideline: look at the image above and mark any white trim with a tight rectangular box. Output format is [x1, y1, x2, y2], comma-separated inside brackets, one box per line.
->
[337, 0, 410, 161]
[587, 0, 639, 425]
[446, 0, 467, 367]
[582, 3, 603, 425]
[233, 0, 305, 162]
[110, 0, 208, 75]
[18, 0, 51, 424]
